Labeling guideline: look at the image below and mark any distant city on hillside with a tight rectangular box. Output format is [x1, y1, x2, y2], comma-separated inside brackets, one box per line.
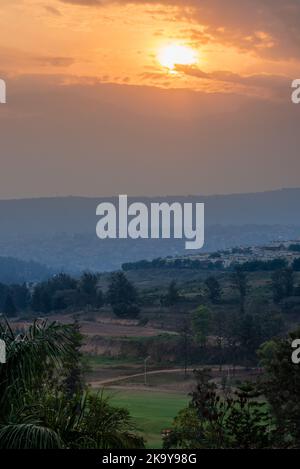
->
[0, 189, 299, 273]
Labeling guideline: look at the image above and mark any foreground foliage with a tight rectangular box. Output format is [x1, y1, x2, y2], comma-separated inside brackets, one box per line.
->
[0, 319, 144, 449]
[164, 370, 275, 449]
[165, 329, 300, 449]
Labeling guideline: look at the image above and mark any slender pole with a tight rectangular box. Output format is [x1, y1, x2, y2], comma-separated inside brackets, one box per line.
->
[144, 356, 150, 386]
[184, 332, 188, 379]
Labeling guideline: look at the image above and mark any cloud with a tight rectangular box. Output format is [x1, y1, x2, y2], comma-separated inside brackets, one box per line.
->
[0, 46, 76, 75]
[176, 65, 291, 99]
[34, 56, 75, 67]
[161, 0, 300, 60]
[140, 71, 169, 81]
[58, 0, 300, 60]
[44, 5, 62, 16]
[59, 0, 104, 5]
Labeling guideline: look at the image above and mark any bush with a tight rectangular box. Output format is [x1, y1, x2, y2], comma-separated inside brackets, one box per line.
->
[112, 303, 140, 318]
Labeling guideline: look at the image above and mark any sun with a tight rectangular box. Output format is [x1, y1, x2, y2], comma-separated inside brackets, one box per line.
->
[157, 44, 198, 71]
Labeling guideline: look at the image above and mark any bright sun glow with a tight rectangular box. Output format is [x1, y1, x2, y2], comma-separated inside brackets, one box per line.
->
[157, 44, 198, 71]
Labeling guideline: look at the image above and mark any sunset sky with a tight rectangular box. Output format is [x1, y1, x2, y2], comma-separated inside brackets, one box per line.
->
[0, 0, 300, 198]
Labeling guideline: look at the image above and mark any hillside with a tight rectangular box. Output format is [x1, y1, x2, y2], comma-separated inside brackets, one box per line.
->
[0, 256, 51, 284]
[0, 189, 299, 273]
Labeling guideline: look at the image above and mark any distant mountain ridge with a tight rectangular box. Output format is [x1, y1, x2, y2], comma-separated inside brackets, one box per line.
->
[0, 188, 299, 235]
[0, 189, 299, 274]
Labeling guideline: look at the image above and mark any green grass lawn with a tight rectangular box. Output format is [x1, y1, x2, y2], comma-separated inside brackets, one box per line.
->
[106, 389, 188, 448]
[84, 355, 142, 367]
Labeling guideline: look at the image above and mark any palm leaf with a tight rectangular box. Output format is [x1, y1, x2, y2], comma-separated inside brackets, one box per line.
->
[0, 423, 63, 449]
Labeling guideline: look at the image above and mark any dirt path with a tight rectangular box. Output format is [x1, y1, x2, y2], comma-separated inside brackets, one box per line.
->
[89, 366, 251, 388]
[89, 368, 195, 387]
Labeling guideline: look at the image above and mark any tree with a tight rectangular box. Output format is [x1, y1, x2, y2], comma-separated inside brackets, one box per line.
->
[112, 303, 140, 318]
[51, 273, 77, 291]
[31, 284, 52, 313]
[164, 369, 275, 449]
[95, 288, 104, 308]
[191, 306, 212, 348]
[3, 294, 17, 317]
[242, 311, 283, 364]
[232, 268, 248, 314]
[224, 310, 241, 368]
[107, 272, 140, 318]
[165, 280, 180, 306]
[271, 268, 294, 303]
[179, 319, 192, 378]
[258, 328, 300, 446]
[0, 319, 76, 436]
[31, 273, 78, 313]
[80, 272, 98, 296]
[210, 310, 226, 370]
[0, 283, 9, 311]
[61, 321, 84, 397]
[11, 284, 30, 311]
[205, 276, 222, 303]
[78, 272, 103, 309]
[224, 383, 275, 449]
[293, 258, 300, 271]
[237, 313, 261, 364]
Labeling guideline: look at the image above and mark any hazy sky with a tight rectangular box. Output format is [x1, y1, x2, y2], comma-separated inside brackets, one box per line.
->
[0, 0, 299, 198]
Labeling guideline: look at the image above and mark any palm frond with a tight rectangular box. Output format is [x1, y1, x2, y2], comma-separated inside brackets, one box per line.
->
[0, 423, 63, 449]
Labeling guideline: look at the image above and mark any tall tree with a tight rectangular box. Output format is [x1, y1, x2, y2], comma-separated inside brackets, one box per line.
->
[164, 370, 275, 449]
[232, 267, 248, 314]
[191, 306, 212, 348]
[205, 276, 222, 303]
[259, 328, 300, 446]
[107, 272, 140, 318]
[78, 272, 103, 308]
[11, 284, 30, 311]
[3, 294, 17, 317]
[179, 319, 192, 378]
[165, 280, 180, 306]
[271, 268, 294, 303]
[61, 321, 84, 397]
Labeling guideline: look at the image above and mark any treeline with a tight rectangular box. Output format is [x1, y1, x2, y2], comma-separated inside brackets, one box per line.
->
[202, 267, 300, 306]
[0, 283, 29, 316]
[0, 271, 140, 319]
[0, 256, 51, 284]
[235, 258, 287, 271]
[31, 272, 103, 314]
[164, 266, 300, 366]
[186, 303, 283, 366]
[122, 257, 224, 271]
[289, 243, 300, 252]
[122, 256, 300, 272]
[0, 273, 102, 317]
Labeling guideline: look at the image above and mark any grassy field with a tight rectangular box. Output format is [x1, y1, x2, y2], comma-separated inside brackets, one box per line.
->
[106, 389, 188, 448]
[85, 355, 143, 367]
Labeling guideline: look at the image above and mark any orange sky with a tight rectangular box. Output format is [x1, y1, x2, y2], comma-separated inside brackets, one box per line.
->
[1, 0, 300, 98]
[0, 0, 300, 198]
